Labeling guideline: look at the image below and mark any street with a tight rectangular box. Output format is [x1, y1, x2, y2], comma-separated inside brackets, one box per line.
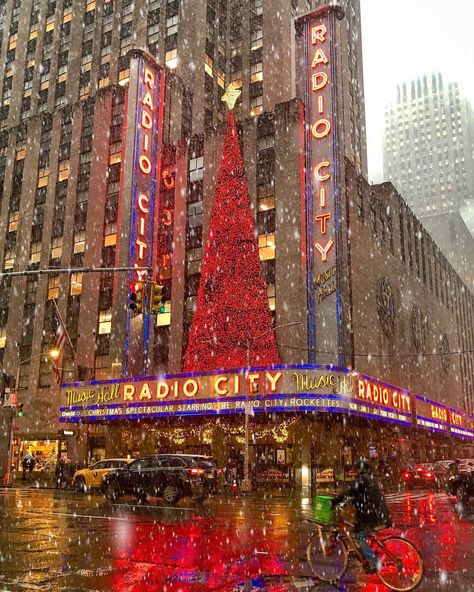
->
[0, 488, 473, 591]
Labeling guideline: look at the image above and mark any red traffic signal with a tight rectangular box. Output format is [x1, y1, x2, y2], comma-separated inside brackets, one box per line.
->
[129, 282, 144, 314]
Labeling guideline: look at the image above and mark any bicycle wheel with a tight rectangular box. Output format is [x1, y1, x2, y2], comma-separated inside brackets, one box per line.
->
[376, 536, 424, 591]
[306, 529, 348, 582]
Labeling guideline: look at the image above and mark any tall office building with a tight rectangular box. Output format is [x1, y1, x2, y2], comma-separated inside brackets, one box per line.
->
[383, 73, 474, 219]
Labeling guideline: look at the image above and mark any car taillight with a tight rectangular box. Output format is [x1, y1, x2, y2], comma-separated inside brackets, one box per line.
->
[416, 467, 422, 472]
[189, 468, 205, 475]
[426, 472, 433, 478]
[403, 472, 410, 479]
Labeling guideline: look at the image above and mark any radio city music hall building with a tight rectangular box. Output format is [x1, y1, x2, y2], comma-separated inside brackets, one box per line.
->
[0, 0, 473, 488]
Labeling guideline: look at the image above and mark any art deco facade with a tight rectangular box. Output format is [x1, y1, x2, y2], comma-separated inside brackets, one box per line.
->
[383, 73, 474, 219]
[0, 0, 472, 480]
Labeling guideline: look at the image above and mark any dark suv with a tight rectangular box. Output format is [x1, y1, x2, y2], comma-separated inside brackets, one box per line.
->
[101, 454, 218, 505]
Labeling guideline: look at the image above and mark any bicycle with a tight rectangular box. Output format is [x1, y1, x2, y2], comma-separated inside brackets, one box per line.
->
[306, 500, 424, 591]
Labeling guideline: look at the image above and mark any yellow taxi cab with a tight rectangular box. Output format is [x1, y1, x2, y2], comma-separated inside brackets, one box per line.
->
[73, 459, 132, 492]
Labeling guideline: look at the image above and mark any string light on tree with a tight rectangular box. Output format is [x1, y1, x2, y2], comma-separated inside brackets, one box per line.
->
[184, 106, 279, 371]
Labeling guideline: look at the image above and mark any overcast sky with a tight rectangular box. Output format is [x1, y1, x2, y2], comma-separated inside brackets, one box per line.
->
[360, 0, 474, 183]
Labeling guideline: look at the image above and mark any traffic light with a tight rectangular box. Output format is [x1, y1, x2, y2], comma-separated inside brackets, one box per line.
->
[129, 282, 144, 314]
[17, 403, 24, 417]
[150, 283, 166, 314]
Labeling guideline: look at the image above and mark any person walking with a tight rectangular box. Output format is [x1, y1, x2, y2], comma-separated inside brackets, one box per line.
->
[63, 458, 73, 489]
[22, 454, 35, 481]
[27, 455, 35, 480]
[331, 459, 392, 573]
[55, 458, 65, 489]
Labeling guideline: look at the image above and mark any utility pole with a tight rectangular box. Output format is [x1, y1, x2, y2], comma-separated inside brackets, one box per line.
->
[240, 322, 302, 494]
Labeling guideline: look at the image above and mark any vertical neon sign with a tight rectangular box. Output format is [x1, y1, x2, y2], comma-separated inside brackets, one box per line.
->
[130, 61, 163, 287]
[121, 51, 165, 375]
[297, 6, 344, 366]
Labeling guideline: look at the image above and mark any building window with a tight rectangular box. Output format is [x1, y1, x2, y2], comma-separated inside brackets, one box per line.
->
[267, 283, 275, 311]
[58, 160, 69, 181]
[258, 233, 275, 261]
[250, 96, 263, 117]
[251, 29, 263, 51]
[51, 236, 63, 259]
[30, 241, 42, 264]
[258, 184, 275, 211]
[98, 310, 112, 334]
[3, 250, 15, 270]
[0, 327, 6, 349]
[252, 0, 263, 16]
[70, 273, 82, 296]
[48, 276, 60, 299]
[189, 156, 204, 182]
[104, 223, 117, 247]
[166, 15, 179, 36]
[118, 69, 130, 85]
[8, 212, 19, 232]
[109, 149, 121, 165]
[250, 62, 263, 83]
[74, 231, 86, 254]
[37, 167, 49, 187]
[205, 54, 214, 77]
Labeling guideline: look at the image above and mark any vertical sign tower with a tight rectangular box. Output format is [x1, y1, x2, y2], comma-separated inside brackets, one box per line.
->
[115, 50, 165, 377]
[296, 5, 348, 366]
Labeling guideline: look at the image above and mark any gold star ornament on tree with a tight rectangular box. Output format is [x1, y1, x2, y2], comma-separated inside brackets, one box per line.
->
[221, 83, 242, 111]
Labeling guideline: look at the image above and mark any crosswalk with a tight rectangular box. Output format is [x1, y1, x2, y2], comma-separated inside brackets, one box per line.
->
[384, 490, 452, 503]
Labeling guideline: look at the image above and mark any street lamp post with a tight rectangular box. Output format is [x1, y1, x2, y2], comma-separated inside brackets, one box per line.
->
[3, 349, 60, 486]
[240, 321, 302, 494]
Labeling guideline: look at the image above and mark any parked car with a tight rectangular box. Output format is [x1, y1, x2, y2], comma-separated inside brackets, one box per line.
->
[73, 459, 133, 492]
[102, 454, 218, 505]
[401, 463, 438, 489]
[458, 459, 474, 473]
[447, 469, 474, 503]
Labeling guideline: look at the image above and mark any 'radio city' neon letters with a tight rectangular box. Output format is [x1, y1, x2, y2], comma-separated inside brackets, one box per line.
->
[130, 63, 161, 285]
[310, 21, 334, 263]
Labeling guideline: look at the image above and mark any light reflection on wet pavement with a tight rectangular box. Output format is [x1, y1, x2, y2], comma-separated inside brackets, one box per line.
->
[0, 488, 473, 591]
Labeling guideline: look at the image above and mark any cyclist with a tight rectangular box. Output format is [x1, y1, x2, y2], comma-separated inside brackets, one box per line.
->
[446, 459, 460, 479]
[331, 459, 392, 574]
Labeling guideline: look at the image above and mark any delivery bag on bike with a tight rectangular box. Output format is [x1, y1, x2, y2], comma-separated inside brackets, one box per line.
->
[313, 495, 333, 524]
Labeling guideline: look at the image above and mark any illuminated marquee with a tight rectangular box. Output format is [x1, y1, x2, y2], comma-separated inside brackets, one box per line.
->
[355, 377, 412, 414]
[415, 395, 449, 432]
[60, 366, 417, 427]
[448, 408, 474, 439]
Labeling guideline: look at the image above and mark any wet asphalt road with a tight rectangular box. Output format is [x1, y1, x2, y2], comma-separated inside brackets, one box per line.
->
[0, 487, 473, 592]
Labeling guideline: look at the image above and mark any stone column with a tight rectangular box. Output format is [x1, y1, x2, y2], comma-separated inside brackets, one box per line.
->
[293, 416, 312, 498]
[212, 424, 227, 469]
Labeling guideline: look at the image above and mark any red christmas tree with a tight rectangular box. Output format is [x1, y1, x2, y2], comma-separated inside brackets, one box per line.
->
[184, 112, 280, 371]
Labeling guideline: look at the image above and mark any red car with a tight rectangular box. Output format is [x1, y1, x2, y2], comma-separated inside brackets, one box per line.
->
[401, 463, 439, 489]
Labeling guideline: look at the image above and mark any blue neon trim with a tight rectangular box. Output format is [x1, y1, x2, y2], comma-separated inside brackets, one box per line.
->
[124, 60, 144, 375]
[329, 13, 343, 368]
[62, 363, 351, 388]
[415, 393, 449, 408]
[59, 405, 413, 426]
[303, 19, 316, 365]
